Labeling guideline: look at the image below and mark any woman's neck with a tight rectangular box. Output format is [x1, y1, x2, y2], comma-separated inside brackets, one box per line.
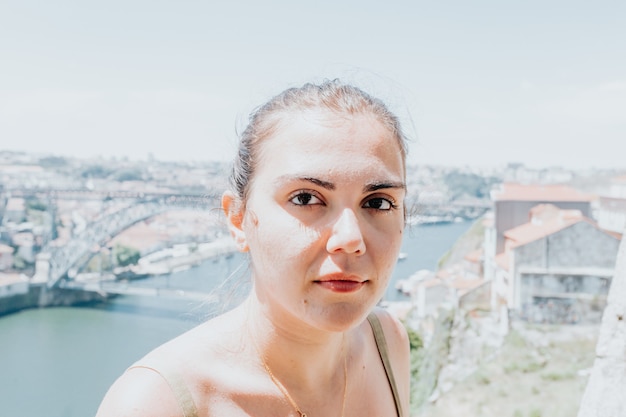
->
[242, 296, 348, 390]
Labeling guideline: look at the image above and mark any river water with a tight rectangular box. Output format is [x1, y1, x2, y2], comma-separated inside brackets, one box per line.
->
[0, 221, 471, 417]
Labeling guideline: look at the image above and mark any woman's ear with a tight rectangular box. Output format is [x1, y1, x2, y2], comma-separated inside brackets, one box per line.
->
[222, 191, 249, 252]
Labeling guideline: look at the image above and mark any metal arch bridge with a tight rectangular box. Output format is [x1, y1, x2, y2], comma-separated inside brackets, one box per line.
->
[42, 194, 220, 289]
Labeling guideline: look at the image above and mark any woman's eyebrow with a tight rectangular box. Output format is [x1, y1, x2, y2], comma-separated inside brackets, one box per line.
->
[275, 176, 405, 192]
[300, 177, 335, 190]
[275, 175, 336, 190]
[363, 182, 406, 193]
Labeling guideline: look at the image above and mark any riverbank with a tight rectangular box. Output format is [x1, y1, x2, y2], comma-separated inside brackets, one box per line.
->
[0, 237, 238, 317]
[0, 282, 109, 317]
[129, 237, 237, 276]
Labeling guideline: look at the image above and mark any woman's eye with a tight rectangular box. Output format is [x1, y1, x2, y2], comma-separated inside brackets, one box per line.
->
[363, 197, 394, 211]
[290, 192, 323, 206]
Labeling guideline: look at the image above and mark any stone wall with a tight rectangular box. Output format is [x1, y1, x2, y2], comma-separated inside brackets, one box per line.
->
[513, 222, 619, 323]
[578, 230, 626, 417]
[548, 222, 620, 269]
[459, 281, 491, 310]
[515, 222, 620, 270]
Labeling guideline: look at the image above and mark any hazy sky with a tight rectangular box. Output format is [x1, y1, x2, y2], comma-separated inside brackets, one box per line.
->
[1, 0, 624, 169]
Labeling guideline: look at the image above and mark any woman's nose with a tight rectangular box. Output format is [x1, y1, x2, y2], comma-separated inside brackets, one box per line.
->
[326, 209, 366, 255]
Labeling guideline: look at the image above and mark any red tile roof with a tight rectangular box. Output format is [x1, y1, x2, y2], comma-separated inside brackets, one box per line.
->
[495, 252, 510, 270]
[504, 205, 584, 248]
[495, 204, 622, 272]
[464, 248, 483, 263]
[0, 243, 14, 253]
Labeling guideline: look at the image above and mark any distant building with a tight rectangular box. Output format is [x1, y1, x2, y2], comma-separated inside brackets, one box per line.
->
[492, 204, 621, 324]
[0, 243, 14, 270]
[4, 198, 26, 224]
[11, 232, 35, 264]
[596, 175, 626, 234]
[0, 272, 29, 298]
[490, 183, 594, 254]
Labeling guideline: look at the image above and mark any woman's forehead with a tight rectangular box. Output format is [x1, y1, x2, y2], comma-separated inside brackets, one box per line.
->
[276, 107, 382, 129]
[252, 110, 405, 185]
[266, 109, 396, 148]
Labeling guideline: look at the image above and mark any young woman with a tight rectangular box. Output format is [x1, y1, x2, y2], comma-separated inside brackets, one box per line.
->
[96, 80, 411, 417]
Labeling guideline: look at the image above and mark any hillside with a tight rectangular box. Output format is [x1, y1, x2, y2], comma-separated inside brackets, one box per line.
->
[417, 321, 599, 417]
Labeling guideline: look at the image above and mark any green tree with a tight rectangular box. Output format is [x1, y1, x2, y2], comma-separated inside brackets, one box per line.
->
[13, 255, 30, 270]
[81, 165, 113, 179]
[113, 168, 144, 182]
[26, 198, 47, 211]
[406, 325, 424, 350]
[114, 244, 141, 267]
[38, 156, 68, 168]
[444, 171, 499, 200]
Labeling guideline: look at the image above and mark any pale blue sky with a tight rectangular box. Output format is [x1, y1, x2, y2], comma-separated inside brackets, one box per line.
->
[1, 0, 624, 169]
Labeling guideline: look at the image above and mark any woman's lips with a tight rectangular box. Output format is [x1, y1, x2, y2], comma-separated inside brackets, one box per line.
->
[315, 277, 365, 293]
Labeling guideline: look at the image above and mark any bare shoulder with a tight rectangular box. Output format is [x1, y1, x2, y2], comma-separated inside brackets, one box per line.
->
[96, 308, 248, 417]
[95, 327, 212, 417]
[95, 366, 184, 417]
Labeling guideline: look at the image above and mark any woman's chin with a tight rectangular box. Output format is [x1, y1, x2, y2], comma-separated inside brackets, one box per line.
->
[307, 303, 376, 333]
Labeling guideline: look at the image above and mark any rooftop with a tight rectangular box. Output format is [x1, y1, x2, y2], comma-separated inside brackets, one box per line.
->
[504, 204, 586, 248]
[0, 243, 14, 254]
[0, 273, 26, 286]
[5, 198, 26, 211]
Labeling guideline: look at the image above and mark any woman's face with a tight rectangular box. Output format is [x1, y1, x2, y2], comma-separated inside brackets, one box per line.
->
[233, 110, 406, 332]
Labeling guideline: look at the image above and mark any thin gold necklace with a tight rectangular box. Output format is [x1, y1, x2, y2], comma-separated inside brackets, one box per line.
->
[261, 338, 348, 417]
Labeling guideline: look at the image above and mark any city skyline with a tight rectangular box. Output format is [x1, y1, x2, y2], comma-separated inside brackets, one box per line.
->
[1, 1, 625, 169]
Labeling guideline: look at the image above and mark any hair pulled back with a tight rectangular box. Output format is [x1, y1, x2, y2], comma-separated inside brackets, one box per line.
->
[230, 79, 408, 203]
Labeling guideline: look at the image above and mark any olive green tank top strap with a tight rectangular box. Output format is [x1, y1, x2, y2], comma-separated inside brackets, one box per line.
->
[127, 363, 199, 417]
[367, 312, 404, 417]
